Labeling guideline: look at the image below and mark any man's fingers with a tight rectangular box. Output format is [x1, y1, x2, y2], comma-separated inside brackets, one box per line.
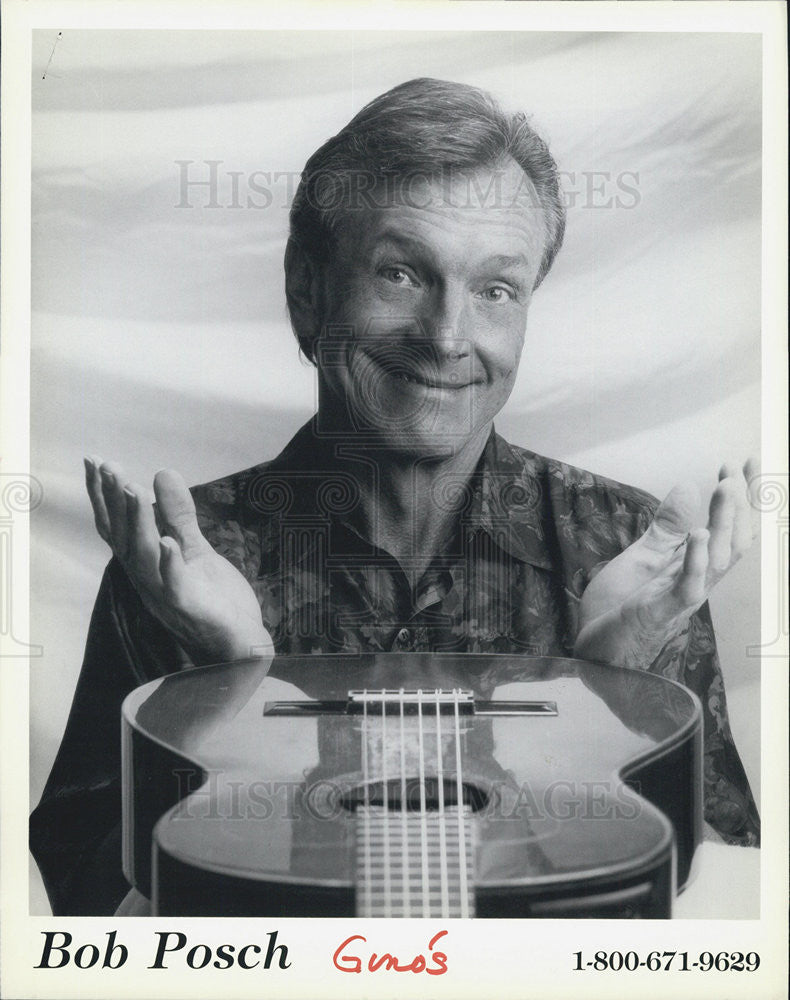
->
[744, 456, 760, 488]
[153, 469, 204, 557]
[645, 482, 701, 548]
[84, 456, 204, 570]
[718, 461, 740, 482]
[84, 455, 111, 544]
[707, 478, 737, 576]
[717, 459, 756, 561]
[744, 456, 761, 541]
[98, 460, 133, 558]
[158, 535, 186, 600]
[123, 482, 162, 589]
[729, 464, 754, 560]
[678, 528, 709, 607]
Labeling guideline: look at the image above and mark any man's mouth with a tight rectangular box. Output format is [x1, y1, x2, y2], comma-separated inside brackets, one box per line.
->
[387, 367, 477, 390]
[352, 345, 478, 391]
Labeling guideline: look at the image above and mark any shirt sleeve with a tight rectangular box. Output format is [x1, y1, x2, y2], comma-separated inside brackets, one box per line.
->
[558, 474, 760, 847]
[29, 559, 186, 915]
[616, 496, 760, 846]
[649, 601, 760, 846]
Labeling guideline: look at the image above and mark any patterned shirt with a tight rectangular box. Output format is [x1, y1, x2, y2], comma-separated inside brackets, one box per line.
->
[30, 420, 759, 915]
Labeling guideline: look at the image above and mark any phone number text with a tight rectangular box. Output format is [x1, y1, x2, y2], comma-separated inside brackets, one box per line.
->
[573, 951, 760, 972]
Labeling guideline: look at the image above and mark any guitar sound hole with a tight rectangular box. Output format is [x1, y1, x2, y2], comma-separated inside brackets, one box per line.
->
[341, 777, 488, 813]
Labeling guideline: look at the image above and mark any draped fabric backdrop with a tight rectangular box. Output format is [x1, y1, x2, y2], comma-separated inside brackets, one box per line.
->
[29, 30, 761, 914]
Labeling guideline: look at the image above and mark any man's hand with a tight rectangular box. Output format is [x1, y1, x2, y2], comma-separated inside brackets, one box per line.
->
[574, 461, 758, 669]
[84, 456, 272, 665]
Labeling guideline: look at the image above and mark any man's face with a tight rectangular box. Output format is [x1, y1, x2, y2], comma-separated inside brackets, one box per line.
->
[315, 158, 548, 458]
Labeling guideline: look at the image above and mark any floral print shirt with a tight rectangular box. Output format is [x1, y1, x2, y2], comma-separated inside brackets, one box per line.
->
[30, 420, 759, 915]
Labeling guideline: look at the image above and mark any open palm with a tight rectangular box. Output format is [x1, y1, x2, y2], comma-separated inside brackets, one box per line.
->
[85, 458, 271, 665]
[574, 462, 757, 669]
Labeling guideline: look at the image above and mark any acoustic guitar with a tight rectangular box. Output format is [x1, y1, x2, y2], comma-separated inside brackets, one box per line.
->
[122, 653, 702, 918]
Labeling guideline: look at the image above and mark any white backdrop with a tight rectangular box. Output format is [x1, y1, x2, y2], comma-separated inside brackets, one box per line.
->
[29, 30, 762, 914]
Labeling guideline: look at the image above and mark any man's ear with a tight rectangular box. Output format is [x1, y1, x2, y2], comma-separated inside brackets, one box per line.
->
[284, 238, 324, 358]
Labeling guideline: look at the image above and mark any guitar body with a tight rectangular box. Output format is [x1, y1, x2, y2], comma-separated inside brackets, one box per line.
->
[122, 653, 702, 918]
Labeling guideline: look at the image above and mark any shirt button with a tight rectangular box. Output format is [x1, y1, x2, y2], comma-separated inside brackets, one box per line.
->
[395, 627, 412, 648]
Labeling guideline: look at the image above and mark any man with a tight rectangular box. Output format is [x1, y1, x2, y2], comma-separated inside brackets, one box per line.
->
[30, 78, 759, 917]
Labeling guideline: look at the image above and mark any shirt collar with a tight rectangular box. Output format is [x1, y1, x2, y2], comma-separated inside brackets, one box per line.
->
[462, 428, 555, 571]
[249, 419, 556, 574]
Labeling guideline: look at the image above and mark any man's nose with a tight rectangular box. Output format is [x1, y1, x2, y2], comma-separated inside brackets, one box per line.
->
[419, 282, 472, 360]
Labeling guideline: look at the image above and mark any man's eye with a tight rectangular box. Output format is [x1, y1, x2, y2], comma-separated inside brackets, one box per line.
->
[481, 286, 513, 303]
[380, 266, 418, 287]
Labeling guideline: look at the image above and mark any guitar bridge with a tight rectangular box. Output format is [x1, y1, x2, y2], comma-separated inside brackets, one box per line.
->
[347, 689, 475, 715]
[263, 689, 557, 717]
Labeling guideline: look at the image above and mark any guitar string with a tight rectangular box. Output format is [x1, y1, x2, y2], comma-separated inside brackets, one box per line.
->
[359, 688, 466, 916]
[453, 688, 470, 918]
[434, 688, 450, 918]
[380, 689, 391, 917]
[399, 688, 411, 918]
[417, 689, 430, 917]
[361, 692, 371, 918]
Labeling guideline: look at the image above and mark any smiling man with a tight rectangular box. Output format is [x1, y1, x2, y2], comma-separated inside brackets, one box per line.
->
[295, 156, 547, 587]
[30, 78, 759, 916]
